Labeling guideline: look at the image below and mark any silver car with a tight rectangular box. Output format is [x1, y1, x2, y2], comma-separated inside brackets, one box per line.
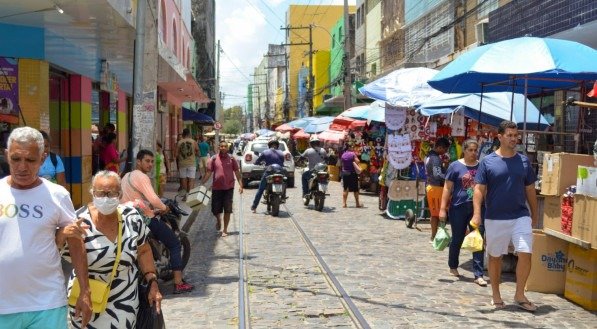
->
[239, 140, 295, 187]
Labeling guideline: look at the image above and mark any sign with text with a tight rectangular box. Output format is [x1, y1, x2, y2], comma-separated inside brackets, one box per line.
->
[0, 57, 19, 123]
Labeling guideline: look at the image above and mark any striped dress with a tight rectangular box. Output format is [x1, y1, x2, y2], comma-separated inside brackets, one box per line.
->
[63, 205, 149, 329]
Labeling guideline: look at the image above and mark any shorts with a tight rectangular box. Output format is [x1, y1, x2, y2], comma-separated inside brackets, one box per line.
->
[341, 171, 359, 192]
[179, 166, 196, 179]
[426, 185, 443, 217]
[485, 216, 533, 257]
[0, 306, 67, 329]
[212, 188, 234, 215]
[199, 156, 209, 169]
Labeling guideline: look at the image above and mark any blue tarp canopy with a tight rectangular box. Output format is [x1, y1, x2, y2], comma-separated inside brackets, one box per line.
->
[182, 107, 214, 123]
[417, 92, 550, 130]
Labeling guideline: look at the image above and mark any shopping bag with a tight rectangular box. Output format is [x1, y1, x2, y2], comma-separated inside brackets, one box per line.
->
[433, 222, 451, 251]
[462, 228, 483, 252]
[186, 185, 211, 210]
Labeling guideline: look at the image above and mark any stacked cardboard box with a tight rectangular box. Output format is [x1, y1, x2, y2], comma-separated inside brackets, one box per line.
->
[526, 231, 568, 294]
[565, 245, 597, 311]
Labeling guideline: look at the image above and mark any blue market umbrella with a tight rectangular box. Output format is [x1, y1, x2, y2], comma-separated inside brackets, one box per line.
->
[287, 117, 315, 129]
[417, 92, 550, 130]
[303, 116, 335, 134]
[358, 67, 442, 107]
[428, 37, 597, 94]
[255, 128, 275, 137]
[340, 101, 386, 123]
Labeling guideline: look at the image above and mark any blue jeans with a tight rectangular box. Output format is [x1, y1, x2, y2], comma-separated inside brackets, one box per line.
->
[448, 202, 485, 278]
[252, 173, 268, 210]
[148, 218, 183, 271]
[301, 169, 312, 196]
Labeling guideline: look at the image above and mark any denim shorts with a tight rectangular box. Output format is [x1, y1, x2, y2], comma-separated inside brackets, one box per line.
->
[0, 306, 67, 329]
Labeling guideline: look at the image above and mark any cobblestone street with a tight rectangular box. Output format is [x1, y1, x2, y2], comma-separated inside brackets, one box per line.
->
[160, 178, 596, 328]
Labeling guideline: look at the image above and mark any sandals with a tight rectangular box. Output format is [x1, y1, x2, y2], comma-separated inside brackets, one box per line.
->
[491, 300, 506, 309]
[514, 299, 537, 312]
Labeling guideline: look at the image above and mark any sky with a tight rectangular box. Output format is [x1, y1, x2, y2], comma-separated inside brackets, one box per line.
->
[215, 0, 356, 110]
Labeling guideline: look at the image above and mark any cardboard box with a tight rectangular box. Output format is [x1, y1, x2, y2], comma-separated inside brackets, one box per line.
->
[540, 153, 594, 196]
[576, 166, 597, 198]
[526, 231, 568, 294]
[542, 196, 563, 233]
[186, 185, 211, 210]
[571, 195, 597, 248]
[327, 165, 340, 182]
[564, 245, 597, 311]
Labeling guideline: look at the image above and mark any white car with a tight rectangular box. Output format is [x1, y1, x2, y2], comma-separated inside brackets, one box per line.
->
[239, 139, 295, 187]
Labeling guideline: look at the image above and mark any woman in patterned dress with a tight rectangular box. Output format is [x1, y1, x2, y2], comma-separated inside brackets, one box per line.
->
[60, 170, 162, 328]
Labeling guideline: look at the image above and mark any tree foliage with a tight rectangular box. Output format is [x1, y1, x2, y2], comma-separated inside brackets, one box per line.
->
[222, 106, 244, 135]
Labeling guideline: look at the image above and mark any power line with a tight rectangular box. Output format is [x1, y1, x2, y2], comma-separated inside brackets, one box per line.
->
[221, 48, 252, 82]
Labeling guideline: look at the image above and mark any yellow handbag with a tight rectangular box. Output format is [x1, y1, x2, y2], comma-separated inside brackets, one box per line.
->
[68, 212, 122, 313]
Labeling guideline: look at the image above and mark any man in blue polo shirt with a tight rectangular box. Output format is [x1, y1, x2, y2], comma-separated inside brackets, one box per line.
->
[472, 120, 538, 312]
[251, 139, 285, 212]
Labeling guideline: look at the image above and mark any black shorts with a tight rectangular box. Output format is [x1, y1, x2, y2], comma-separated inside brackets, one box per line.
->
[342, 172, 359, 192]
[211, 188, 234, 215]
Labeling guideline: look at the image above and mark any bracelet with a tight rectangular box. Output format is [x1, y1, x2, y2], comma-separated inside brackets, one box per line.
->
[146, 277, 158, 287]
[144, 271, 157, 280]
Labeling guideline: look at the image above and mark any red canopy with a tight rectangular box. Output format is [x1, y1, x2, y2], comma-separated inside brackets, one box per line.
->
[329, 116, 367, 131]
[275, 123, 298, 132]
[292, 129, 311, 140]
[318, 130, 346, 144]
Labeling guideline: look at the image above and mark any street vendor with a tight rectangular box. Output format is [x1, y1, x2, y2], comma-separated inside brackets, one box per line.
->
[424, 137, 450, 242]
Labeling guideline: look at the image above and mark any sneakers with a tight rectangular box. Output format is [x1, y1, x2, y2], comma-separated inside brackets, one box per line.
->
[174, 282, 194, 294]
[474, 277, 488, 287]
[449, 269, 460, 277]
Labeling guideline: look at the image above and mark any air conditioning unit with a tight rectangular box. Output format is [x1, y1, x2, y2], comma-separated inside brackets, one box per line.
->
[475, 21, 489, 45]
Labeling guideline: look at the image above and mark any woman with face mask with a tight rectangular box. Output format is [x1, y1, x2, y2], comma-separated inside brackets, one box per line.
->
[58, 170, 162, 328]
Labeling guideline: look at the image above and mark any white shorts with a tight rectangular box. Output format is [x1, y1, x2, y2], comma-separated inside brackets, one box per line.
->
[485, 216, 533, 257]
[179, 166, 197, 179]
[199, 156, 209, 169]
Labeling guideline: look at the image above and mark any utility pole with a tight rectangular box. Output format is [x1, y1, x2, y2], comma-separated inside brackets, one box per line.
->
[281, 25, 313, 117]
[215, 40, 221, 146]
[254, 85, 261, 129]
[343, 0, 352, 110]
[251, 73, 270, 127]
[130, 0, 146, 165]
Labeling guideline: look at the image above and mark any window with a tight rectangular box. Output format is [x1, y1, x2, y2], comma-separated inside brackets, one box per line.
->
[371, 63, 377, 76]
[251, 142, 287, 154]
[477, 0, 498, 19]
[160, 0, 167, 43]
[172, 20, 178, 56]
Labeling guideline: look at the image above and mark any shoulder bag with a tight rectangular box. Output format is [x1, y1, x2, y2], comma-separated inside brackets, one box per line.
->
[68, 211, 123, 313]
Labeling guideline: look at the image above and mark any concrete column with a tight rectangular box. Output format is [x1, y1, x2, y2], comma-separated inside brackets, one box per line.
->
[65, 74, 93, 208]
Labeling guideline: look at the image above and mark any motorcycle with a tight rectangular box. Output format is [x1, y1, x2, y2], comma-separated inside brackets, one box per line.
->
[148, 198, 192, 282]
[262, 164, 287, 216]
[303, 162, 329, 211]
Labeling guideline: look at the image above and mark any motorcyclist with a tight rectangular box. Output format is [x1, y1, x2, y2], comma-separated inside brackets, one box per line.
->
[121, 149, 194, 294]
[251, 138, 285, 212]
[300, 136, 328, 202]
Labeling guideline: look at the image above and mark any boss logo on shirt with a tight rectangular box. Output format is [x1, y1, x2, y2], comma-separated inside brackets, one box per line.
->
[0, 203, 43, 219]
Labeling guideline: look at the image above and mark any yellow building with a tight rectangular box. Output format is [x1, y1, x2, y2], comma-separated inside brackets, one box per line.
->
[312, 50, 330, 109]
[286, 5, 352, 119]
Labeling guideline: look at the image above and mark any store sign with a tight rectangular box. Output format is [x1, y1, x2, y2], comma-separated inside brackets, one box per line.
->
[0, 57, 19, 118]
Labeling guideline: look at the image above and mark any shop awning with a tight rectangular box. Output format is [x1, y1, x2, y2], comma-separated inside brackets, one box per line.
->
[329, 116, 367, 131]
[314, 103, 343, 116]
[317, 129, 346, 144]
[182, 108, 214, 123]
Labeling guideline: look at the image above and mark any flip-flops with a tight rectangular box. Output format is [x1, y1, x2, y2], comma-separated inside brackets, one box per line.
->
[514, 300, 537, 312]
[491, 300, 506, 309]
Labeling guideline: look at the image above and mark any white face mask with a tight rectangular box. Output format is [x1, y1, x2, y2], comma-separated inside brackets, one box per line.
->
[93, 196, 120, 215]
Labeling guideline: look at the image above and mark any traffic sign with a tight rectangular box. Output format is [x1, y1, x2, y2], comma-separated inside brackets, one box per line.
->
[214, 121, 222, 130]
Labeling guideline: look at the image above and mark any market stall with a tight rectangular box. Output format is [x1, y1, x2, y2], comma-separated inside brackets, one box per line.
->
[428, 36, 597, 311]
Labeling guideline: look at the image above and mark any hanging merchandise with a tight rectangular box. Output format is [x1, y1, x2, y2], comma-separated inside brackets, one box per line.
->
[385, 104, 407, 130]
[451, 111, 466, 137]
[387, 133, 412, 170]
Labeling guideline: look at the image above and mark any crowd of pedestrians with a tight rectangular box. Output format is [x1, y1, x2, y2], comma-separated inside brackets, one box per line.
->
[0, 120, 542, 329]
